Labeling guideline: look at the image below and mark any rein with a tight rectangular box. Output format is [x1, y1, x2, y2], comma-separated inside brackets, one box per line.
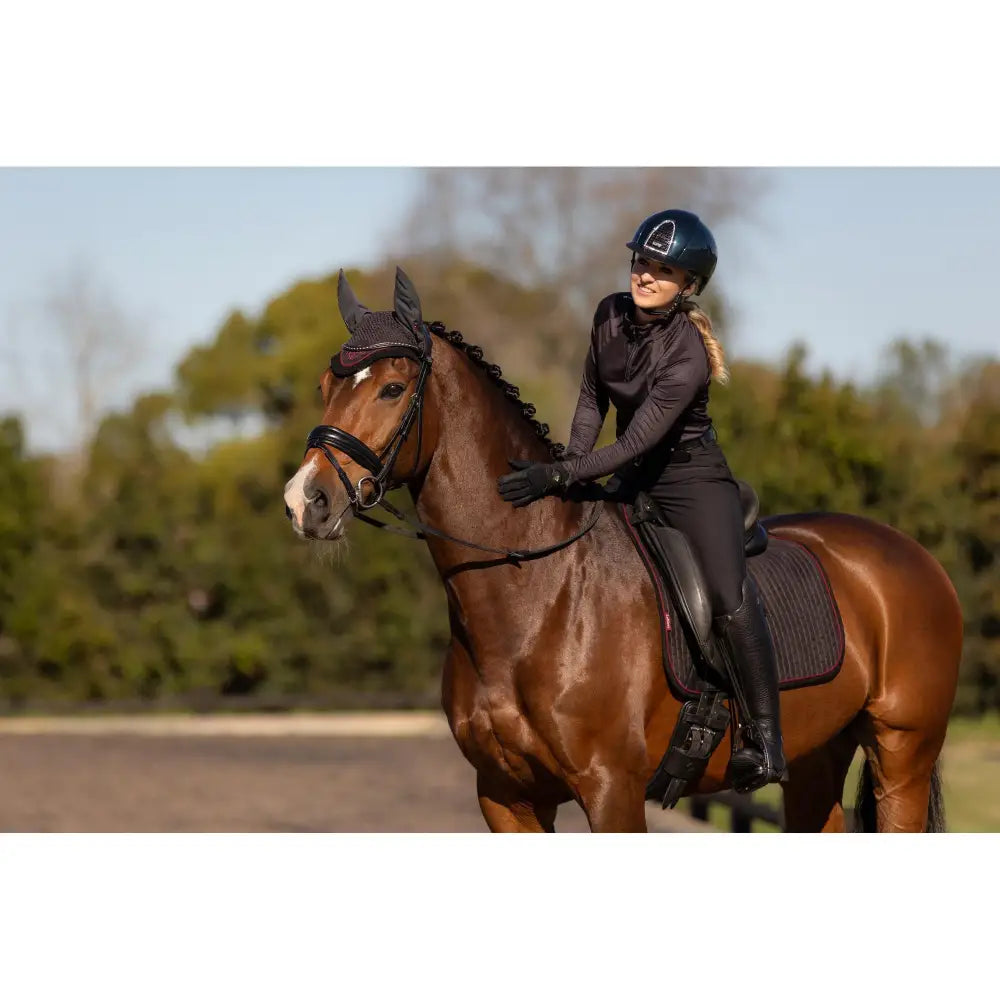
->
[304, 324, 602, 564]
[355, 493, 603, 563]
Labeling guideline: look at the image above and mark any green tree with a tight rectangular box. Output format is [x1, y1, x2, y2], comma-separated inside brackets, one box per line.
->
[0, 257, 994, 719]
[951, 362, 1000, 712]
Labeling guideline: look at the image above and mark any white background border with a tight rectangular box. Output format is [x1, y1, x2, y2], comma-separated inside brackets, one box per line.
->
[2, 2, 998, 996]
[3, 1, 998, 166]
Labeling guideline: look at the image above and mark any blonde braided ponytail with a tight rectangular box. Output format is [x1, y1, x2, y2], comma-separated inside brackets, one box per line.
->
[680, 299, 729, 385]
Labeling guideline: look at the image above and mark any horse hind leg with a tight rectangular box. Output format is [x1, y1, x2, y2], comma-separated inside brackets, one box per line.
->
[855, 716, 946, 833]
[782, 730, 859, 832]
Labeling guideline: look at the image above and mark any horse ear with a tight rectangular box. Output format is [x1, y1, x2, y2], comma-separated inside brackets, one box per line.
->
[337, 269, 371, 334]
[393, 267, 423, 331]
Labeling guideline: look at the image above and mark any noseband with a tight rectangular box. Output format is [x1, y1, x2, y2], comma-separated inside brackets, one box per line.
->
[302, 324, 601, 563]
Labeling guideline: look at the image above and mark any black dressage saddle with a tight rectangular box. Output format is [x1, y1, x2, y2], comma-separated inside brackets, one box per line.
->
[630, 479, 767, 687]
[619, 481, 846, 808]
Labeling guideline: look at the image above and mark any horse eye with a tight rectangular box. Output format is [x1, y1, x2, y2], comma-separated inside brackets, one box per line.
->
[379, 382, 406, 400]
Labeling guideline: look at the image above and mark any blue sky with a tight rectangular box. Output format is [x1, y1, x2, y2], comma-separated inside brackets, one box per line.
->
[722, 168, 1000, 379]
[2, 167, 998, 451]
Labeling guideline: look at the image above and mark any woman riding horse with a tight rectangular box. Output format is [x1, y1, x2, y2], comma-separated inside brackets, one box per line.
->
[287, 253, 960, 832]
[497, 210, 785, 792]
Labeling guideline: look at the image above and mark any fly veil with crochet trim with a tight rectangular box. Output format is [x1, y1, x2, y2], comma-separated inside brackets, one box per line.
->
[329, 267, 428, 376]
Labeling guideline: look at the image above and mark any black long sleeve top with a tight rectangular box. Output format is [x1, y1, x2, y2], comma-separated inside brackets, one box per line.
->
[560, 293, 713, 484]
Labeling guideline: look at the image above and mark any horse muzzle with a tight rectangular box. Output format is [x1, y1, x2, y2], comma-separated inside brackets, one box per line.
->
[299, 481, 349, 540]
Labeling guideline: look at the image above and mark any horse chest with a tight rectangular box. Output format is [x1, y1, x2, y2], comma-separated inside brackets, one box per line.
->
[451, 693, 546, 787]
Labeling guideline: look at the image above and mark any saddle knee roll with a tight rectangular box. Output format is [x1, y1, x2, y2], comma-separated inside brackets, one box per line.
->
[737, 479, 768, 556]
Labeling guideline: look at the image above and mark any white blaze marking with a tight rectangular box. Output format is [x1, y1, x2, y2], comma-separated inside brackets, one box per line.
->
[283, 455, 320, 527]
[352, 367, 372, 387]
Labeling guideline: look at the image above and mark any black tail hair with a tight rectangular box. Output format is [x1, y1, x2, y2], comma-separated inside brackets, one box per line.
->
[852, 756, 878, 832]
[926, 761, 946, 832]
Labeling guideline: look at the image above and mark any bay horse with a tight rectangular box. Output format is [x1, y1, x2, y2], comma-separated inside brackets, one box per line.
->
[283, 269, 962, 832]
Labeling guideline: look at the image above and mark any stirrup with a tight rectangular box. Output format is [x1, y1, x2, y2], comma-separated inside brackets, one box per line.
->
[728, 722, 787, 792]
[728, 752, 788, 793]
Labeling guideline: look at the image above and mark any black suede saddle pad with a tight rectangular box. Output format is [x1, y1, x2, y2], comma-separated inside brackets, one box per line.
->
[620, 505, 846, 701]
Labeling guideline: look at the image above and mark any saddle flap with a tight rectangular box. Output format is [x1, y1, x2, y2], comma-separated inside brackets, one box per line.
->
[632, 493, 715, 654]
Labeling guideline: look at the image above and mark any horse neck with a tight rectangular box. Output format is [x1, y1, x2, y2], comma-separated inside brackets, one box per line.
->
[408, 340, 582, 575]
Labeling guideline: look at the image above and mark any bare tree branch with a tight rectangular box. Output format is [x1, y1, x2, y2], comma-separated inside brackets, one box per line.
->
[396, 167, 765, 373]
[4, 262, 144, 454]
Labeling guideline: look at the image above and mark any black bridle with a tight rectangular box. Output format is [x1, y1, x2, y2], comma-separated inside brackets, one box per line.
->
[302, 324, 601, 563]
[305, 338, 432, 514]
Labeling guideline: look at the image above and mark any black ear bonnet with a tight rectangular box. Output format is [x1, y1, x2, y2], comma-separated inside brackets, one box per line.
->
[331, 267, 429, 376]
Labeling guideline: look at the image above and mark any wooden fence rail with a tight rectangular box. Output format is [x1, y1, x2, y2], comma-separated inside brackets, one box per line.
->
[689, 791, 859, 832]
[689, 791, 784, 832]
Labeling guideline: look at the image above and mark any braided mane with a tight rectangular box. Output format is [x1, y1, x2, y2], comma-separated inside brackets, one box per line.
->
[428, 321, 565, 460]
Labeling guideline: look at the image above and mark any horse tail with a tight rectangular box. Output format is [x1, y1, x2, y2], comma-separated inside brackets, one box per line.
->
[852, 755, 878, 832]
[926, 760, 946, 832]
[853, 756, 946, 832]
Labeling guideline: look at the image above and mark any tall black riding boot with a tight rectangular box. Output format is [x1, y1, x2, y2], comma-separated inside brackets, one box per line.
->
[713, 575, 787, 793]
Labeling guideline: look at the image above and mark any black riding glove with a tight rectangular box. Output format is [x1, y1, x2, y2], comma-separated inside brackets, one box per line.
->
[603, 473, 625, 497]
[497, 460, 568, 508]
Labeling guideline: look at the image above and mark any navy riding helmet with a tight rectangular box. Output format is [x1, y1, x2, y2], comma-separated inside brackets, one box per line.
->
[627, 209, 718, 295]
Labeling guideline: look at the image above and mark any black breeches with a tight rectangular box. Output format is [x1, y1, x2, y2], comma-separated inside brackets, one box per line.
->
[643, 443, 746, 617]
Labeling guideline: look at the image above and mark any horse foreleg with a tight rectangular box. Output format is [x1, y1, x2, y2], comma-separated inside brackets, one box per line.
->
[576, 773, 648, 833]
[476, 772, 558, 832]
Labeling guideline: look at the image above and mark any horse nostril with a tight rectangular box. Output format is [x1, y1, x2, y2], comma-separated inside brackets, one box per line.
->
[285, 504, 293, 520]
[311, 485, 330, 514]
